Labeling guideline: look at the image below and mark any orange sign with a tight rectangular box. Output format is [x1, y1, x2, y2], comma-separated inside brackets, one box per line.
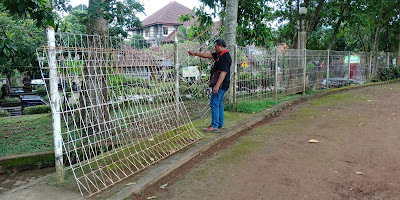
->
[241, 61, 248, 69]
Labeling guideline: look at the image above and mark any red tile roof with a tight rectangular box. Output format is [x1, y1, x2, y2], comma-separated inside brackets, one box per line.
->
[141, 1, 192, 28]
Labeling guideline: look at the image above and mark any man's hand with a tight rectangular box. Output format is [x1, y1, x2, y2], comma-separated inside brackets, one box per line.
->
[212, 85, 219, 94]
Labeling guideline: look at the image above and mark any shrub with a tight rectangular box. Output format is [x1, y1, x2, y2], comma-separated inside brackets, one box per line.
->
[376, 65, 400, 81]
[0, 110, 10, 117]
[0, 97, 21, 107]
[33, 85, 47, 97]
[23, 105, 51, 115]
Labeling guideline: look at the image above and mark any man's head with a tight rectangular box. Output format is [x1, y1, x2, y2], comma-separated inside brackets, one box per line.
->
[214, 39, 227, 54]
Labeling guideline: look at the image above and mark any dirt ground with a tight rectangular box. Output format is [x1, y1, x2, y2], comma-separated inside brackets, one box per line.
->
[132, 83, 400, 200]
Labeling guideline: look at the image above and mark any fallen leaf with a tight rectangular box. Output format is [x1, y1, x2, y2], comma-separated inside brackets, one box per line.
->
[308, 139, 319, 143]
[160, 183, 168, 189]
[125, 182, 136, 186]
[356, 171, 364, 175]
[147, 196, 156, 199]
[266, 105, 271, 107]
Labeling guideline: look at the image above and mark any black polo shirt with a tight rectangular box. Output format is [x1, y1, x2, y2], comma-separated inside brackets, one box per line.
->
[210, 50, 231, 90]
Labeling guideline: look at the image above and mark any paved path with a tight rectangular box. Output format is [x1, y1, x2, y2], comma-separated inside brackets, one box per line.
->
[134, 83, 400, 200]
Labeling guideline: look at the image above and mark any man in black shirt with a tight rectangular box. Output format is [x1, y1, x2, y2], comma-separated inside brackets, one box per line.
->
[188, 39, 231, 132]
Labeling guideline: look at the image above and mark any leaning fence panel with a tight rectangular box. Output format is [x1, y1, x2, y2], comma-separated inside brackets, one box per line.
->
[37, 32, 202, 197]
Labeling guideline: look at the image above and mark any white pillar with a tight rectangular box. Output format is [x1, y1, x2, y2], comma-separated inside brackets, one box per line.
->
[348, 51, 351, 85]
[326, 49, 330, 89]
[47, 27, 64, 183]
[274, 48, 278, 100]
[174, 37, 180, 110]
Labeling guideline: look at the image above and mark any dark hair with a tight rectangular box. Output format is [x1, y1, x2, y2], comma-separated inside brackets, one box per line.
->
[215, 39, 227, 48]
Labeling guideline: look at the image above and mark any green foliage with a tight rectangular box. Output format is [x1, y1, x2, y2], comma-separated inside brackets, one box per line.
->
[62, 5, 88, 34]
[33, 85, 47, 97]
[23, 105, 51, 115]
[374, 66, 400, 82]
[1, 0, 56, 27]
[130, 34, 148, 49]
[86, 0, 144, 36]
[0, 110, 10, 117]
[0, 12, 46, 79]
[0, 97, 21, 107]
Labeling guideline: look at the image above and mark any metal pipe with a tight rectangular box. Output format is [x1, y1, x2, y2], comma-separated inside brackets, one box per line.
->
[47, 27, 64, 183]
[326, 49, 330, 89]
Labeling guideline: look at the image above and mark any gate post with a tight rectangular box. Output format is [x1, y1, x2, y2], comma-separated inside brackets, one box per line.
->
[174, 36, 180, 112]
[326, 49, 330, 89]
[47, 27, 64, 183]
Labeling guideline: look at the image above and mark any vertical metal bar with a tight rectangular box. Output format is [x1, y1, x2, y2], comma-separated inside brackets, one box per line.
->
[369, 52, 372, 81]
[47, 27, 64, 183]
[387, 51, 390, 68]
[348, 51, 351, 85]
[326, 49, 330, 89]
[302, 49, 306, 95]
[233, 45, 237, 111]
[274, 48, 278, 100]
[174, 37, 179, 111]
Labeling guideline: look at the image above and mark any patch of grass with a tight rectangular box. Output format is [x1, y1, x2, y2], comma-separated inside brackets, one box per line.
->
[0, 114, 53, 157]
[226, 94, 302, 114]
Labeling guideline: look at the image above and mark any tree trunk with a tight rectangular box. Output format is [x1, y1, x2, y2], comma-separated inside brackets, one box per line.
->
[306, 0, 325, 39]
[372, 25, 381, 78]
[225, 0, 238, 103]
[80, 0, 111, 136]
[327, 7, 344, 50]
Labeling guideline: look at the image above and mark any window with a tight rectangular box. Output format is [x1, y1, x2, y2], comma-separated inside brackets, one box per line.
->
[163, 27, 168, 35]
[145, 30, 149, 37]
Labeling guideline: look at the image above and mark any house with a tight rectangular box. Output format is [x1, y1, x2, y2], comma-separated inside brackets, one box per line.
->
[129, 1, 195, 44]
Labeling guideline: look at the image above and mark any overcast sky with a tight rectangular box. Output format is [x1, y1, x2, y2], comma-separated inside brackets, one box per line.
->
[68, 0, 206, 21]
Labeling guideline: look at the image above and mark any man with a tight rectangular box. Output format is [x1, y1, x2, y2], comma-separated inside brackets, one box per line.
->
[188, 39, 232, 132]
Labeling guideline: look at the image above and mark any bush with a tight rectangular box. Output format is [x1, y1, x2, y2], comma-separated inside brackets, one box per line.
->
[33, 85, 47, 97]
[23, 105, 51, 115]
[376, 65, 400, 81]
[0, 110, 10, 117]
[0, 97, 21, 107]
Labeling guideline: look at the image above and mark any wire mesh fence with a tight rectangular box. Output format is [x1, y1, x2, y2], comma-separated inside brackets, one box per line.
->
[37, 31, 202, 197]
[234, 47, 399, 105]
[35, 28, 399, 197]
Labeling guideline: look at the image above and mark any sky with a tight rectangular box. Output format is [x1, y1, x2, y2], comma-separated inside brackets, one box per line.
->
[68, 0, 206, 21]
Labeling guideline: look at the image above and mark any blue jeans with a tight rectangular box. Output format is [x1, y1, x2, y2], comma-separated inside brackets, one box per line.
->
[210, 89, 226, 129]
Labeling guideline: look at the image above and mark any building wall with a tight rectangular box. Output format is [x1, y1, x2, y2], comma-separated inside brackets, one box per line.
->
[128, 24, 180, 41]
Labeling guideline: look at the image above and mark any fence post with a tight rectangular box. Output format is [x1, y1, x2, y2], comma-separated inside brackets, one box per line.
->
[232, 45, 237, 112]
[326, 49, 330, 89]
[174, 37, 180, 113]
[369, 52, 372, 81]
[47, 27, 64, 183]
[347, 51, 351, 86]
[274, 48, 278, 100]
[302, 49, 306, 95]
[387, 52, 390, 68]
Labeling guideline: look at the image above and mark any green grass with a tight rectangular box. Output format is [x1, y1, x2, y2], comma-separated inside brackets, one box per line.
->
[226, 94, 302, 114]
[0, 113, 53, 157]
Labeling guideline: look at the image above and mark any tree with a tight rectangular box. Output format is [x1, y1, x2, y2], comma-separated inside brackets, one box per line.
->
[0, 10, 47, 91]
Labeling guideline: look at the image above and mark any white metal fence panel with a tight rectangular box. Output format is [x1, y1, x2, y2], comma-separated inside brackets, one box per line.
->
[37, 32, 202, 197]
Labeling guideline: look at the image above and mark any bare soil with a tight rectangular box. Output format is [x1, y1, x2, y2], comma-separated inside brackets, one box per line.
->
[132, 83, 400, 200]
